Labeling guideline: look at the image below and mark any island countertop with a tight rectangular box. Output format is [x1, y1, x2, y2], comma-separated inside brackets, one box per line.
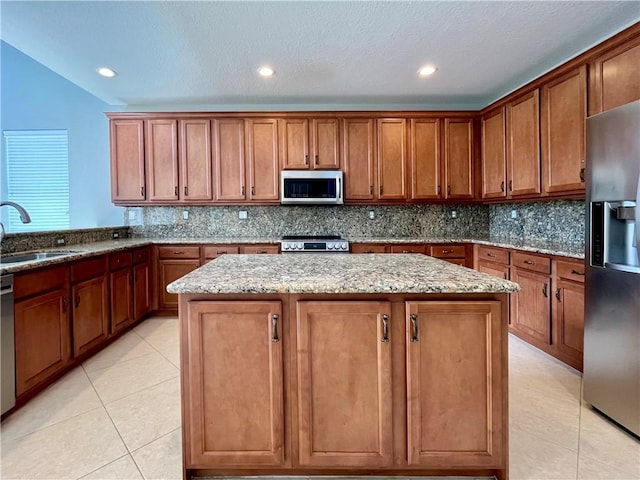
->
[167, 253, 520, 295]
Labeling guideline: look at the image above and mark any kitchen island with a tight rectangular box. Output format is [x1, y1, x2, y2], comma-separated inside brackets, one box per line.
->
[168, 254, 519, 480]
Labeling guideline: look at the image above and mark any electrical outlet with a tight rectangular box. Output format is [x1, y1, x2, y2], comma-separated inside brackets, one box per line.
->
[368, 210, 375, 220]
[128, 210, 137, 222]
[112, 231, 120, 239]
[451, 210, 457, 219]
[511, 210, 518, 219]
[238, 210, 248, 220]
[56, 237, 65, 246]
[182, 211, 189, 220]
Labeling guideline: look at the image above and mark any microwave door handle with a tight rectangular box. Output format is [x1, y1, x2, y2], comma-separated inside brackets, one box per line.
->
[338, 177, 341, 200]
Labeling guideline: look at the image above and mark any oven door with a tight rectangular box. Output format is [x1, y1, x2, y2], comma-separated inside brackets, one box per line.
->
[280, 171, 343, 205]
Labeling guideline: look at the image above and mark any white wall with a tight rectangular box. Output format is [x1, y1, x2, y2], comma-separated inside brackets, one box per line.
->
[1, 41, 123, 231]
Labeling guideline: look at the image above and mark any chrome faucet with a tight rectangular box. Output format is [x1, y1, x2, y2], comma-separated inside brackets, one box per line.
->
[0, 201, 32, 242]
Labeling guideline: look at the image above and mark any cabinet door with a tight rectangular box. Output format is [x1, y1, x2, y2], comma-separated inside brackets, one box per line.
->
[377, 118, 407, 200]
[343, 118, 376, 200]
[280, 118, 309, 169]
[185, 301, 284, 466]
[145, 119, 179, 201]
[541, 66, 586, 195]
[133, 261, 151, 321]
[110, 268, 133, 333]
[507, 90, 541, 197]
[15, 288, 71, 396]
[481, 108, 507, 199]
[510, 268, 551, 344]
[443, 118, 474, 199]
[553, 278, 584, 371]
[158, 259, 200, 310]
[72, 276, 109, 357]
[351, 243, 387, 253]
[311, 118, 340, 169]
[589, 39, 640, 115]
[180, 119, 213, 201]
[409, 118, 441, 200]
[406, 301, 504, 467]
[213, 119, 246, 201]
[246, 119, 279, 201]
[110, 120, 145, 202]
[296, 301, 393, 467]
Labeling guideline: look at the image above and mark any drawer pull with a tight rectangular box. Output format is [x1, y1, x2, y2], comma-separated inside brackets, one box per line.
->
[271, 314, 280, 343]
[410, 314, 419, 342]
[217, 251, 226, 254]
[542, 283, 548, 298]
[571, 269, 585, 276]
[257, 251, 267, 254]
[381, 314, 390, 343]
[173, 251, 185, 255]
[365, 250, 374, 254]
[441, 249, 452, 254]
[487, 253, 496, 258]
[524, 260, 535, 265]
[555, 288, 561, 301]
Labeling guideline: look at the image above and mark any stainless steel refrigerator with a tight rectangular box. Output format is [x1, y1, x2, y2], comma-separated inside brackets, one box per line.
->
[584, 100, 640, 437]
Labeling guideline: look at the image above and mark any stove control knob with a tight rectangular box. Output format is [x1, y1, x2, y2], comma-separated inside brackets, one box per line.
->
[297, 243, 303, 249]
[341, 243, 348, 250]
[283, 243, 290, 250]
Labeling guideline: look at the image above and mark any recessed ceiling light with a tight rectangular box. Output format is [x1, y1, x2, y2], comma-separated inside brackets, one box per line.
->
[417, 65, 437, 77]
[257, 66, 275, 77]
[97, 67, 117, 78]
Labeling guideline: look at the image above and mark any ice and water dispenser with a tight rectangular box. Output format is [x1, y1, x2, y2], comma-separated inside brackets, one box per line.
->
[590, 201, 639, 272]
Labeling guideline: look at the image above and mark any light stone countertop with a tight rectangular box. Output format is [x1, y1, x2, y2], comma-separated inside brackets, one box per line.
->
[166, 253, 520, 295]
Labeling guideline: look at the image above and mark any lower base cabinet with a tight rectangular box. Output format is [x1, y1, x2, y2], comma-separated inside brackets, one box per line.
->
[182, 296, 507, 477]
[72, 275, 109, 357]
[510, 268, 552, 344]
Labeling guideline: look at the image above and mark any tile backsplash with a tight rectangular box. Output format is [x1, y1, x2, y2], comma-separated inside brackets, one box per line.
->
[0, 226, 130, 254]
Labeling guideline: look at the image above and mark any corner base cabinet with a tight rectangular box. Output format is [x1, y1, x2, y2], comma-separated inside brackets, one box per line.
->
[179, 293, 508, 479]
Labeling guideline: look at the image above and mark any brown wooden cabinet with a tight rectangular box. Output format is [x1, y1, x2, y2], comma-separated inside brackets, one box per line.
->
[428, 243, 469, 267]
[145, 119, 179, 202]
[552, 259, 585, 371]
[184, 300, 284, 466]
[481, 108, 507, 200]
[242, 244, 280, 254]
[296, 300, 393, 467]
[390, 244, 425, 254]
[179, 119, 213, 201]
[409, 118, 441, 200]
[406, 301, 504, 467]
[213, 118, 246, 201]
[343, 118, 376, 201]
[14, 266, 71, 396]
[132, 247, 152, 321]
[202, 245, 241, 263]
[157, 246, 201, 310]
[377, 118, 407, 200]
[70, 256, 109, 357]
[246, 118, 280, 202]
[589, 36, 640, 115]
[350, 243, 388, 253]
[443, 118, 474, 199]
[506, 90, 541, 197]
[109, 251, 134, 333]
[280, 118, 341, 170]
[110, 119, 145, 202]
[541, 66, 587, 195]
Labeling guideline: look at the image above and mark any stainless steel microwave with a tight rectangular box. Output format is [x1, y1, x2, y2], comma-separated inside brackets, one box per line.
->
[280, 171, 344, 205]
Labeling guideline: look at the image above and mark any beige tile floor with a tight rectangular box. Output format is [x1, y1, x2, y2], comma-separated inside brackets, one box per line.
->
[1, 316, 638, 480]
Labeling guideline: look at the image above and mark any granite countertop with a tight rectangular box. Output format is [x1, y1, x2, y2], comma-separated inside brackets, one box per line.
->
[166, 254, 520, 295]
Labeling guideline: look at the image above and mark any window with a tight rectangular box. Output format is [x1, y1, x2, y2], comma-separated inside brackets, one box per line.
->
[3, 130, 70, 232]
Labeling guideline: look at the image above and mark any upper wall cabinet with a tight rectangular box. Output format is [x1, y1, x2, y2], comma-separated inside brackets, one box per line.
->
[213, 118, 246, 202]
[506, 90, 541, 197]
[541, 66, 586, 195]
[342, 118, 376, 201]
[481, 108, 507, 200]
[179, 119, 213, 201]
[245, 118, 280, 202]
[376, 118, 407, 200]
[145, 119, 179, 202]
[280, 118, 340, 170]
[443, 118, 474, 200]
[588, 36, 640, 116]
[110, 119, 145, 202]
[409, 119, 440, 200]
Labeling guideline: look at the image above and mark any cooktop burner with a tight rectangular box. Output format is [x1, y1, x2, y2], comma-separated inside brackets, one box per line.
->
[282, 235, 342, 240]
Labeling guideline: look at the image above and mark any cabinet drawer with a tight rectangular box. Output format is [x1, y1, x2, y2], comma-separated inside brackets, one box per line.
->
[109, 251, 132, 270]
[555, 259, 586, 283]
[390, 244, 425, 254]
[429, 244, 466, 258]
[512, 252, 551, 274]
[242, 245, 279, 254]
[158, 245, 201, 259]
[71, 255, 107, 283]
[14, 265, 69, 300]
[132, 247, 149, 265]
[202, 245, 240, 259]
[351, 244, 387, 254]
[477, 246, 509, 265]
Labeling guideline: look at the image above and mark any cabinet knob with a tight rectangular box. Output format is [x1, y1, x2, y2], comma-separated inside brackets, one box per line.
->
[410, 314, 419, 342]
[381, 314, 390, 343]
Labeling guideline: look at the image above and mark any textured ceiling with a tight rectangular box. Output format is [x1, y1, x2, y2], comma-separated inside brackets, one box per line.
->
[1, 1, 639, 110]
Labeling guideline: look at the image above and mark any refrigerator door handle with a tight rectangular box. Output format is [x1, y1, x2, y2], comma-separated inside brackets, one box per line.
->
[604, 262, 640, 274]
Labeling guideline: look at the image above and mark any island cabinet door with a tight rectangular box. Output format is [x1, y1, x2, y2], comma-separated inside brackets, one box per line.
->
[185, 301, 284, 467]
[406, 301, 504, 467]
[295, 301, 393, 467]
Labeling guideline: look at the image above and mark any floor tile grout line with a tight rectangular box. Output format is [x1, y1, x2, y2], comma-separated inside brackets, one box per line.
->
[101, 374, 180, 408]
[74, 452, 135, 480]
[131, 324, 181, 371]
[129, 425, 182, 456]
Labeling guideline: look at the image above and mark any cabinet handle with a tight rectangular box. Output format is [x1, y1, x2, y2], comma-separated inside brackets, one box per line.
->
[184, 186, 188, 196]
[304, 154, 309, 165]
[140, 186, 145, 197]
[271, 314, 280, 343]
[579, 168, 585, 182]
[410, 314, 419, 342]
[174, 186, 178, 196]
[441, 249, 452, 254]
[508, 180, 513, 191]
[251, 186, 255, 196]
[216, 250, 226, 254]
[571, 269, 585, 276]
[380, 185, 383, 196]
[524, 260, 535, 265]
[402, 250, 411, 253]
[314, 154, 319, 166]
[555, 288, 561, 301]
[437, 185, 441, 195]
[487, 253, 496, 258]
[173, 251, 184, 255]
[241, 185, 245, 196]
[75, 293, 80, 308]
[257, 251, 267, 254]
[447, 185, 451, 195]
[365, 250, 374, 254]
[543, 283, 549, 298]
[381, 314, 390, 343]
[500, 181, 505, 192]
[62, 296, 68, 313]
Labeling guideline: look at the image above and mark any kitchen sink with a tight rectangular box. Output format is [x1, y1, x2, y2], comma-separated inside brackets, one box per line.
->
[0, 251, 79, 265]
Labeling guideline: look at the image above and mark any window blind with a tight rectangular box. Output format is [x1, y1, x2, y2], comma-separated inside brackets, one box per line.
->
[3, 130, 70, 232]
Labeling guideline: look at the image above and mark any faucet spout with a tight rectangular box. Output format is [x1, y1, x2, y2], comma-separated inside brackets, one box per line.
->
[1, 201, 32, 224]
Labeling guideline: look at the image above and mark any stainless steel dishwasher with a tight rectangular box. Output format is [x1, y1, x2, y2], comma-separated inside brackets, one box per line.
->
[1, 274, 15, 415]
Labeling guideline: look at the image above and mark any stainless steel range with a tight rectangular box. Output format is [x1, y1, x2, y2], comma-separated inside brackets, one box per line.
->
[281, 235, 349, 253]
